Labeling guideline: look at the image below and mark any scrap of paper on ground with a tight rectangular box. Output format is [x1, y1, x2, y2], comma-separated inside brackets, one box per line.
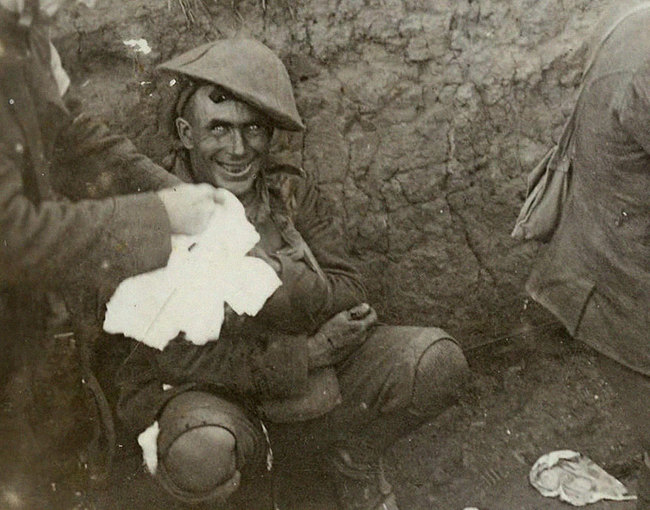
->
[529, 450, 637, 506]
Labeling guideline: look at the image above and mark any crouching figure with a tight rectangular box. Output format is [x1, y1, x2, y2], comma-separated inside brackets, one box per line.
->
[116, 39, 470, 510]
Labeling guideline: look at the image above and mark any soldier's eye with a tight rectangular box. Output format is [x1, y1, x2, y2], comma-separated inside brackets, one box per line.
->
[209, 91, 229, 103]
[247, 124, 261, 132]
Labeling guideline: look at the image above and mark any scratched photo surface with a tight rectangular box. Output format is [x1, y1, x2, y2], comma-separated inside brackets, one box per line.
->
[0, 0, 646, 509]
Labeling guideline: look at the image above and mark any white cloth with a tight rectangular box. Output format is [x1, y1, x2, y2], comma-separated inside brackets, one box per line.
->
[103, 189, 282, 350]
[49, 42, 70, 97]
[137, 421, 160, 475]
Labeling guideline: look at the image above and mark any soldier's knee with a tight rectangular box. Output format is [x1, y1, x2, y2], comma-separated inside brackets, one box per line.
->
[162, 425, 237, 494]
[153, 391, 262, 504]
[411, 338, 470, 415]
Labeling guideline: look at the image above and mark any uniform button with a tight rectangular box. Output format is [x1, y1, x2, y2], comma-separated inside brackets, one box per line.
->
[8, 98, 15, 105]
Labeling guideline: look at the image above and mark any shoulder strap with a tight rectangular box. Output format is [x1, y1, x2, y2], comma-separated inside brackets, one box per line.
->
[582, 2, 650, 80]
[548, 2, 650, 172]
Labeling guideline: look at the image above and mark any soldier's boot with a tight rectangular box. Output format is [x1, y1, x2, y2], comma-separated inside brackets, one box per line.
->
[323, 446, 398, 510]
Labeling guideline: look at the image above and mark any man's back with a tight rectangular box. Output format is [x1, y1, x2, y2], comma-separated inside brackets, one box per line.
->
[527, 3, 650, 375]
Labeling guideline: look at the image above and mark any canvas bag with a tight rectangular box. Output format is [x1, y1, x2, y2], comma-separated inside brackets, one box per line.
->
[511, 2, 650, 241]
[511, 117, 573, 242]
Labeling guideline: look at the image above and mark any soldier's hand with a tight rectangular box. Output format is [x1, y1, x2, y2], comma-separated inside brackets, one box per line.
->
[307, 303, 377, 368]
[321, 304, 377, 349]
[157, 184, 226, 235]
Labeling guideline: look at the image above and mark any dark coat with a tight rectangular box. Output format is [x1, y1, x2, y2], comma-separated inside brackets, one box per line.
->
[116, 154, 367, 432]
[0, 7, 178, 479]
[0, 13, 177, 297]
[527, 6, 650, 375]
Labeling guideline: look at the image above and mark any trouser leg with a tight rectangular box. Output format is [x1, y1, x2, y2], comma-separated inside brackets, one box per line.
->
[322, 326, 467, 451]
[153, 391, 268, 508]
[595, 355, 650, 510]
[271, 325, 470, 509]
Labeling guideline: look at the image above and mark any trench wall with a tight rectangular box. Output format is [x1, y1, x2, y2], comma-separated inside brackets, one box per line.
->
[54, 0, 615, 346]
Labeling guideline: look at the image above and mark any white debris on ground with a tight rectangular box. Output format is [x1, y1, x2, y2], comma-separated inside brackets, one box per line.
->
[123, 38, 152, 55]
[137, 421, 160, 475]
[103, 188, 282, 350]
[529, 450, 637, 506]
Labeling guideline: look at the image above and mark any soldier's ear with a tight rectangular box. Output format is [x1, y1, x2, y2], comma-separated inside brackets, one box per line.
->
[175, 117, 194, 149]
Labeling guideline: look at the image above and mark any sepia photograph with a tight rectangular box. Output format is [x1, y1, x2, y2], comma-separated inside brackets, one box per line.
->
[0, 0, 648, 508]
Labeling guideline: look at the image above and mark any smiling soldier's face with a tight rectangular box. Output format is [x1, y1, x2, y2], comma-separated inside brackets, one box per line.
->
[176, 85, 273, 197]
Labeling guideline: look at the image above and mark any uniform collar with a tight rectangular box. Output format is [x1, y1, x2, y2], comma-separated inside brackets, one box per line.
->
[0, 5, 53, 67]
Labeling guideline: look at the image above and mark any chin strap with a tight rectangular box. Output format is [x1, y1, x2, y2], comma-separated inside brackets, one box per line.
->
[18, 0, 39, 27]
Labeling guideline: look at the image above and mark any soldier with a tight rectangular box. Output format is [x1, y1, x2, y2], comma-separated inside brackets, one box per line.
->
[115, 39, 470, 510]
[524, 3, 650, 508]
[0, 0, 224, 505]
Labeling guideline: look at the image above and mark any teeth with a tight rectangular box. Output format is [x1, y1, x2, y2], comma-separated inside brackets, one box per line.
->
[224, 163, 252, 176]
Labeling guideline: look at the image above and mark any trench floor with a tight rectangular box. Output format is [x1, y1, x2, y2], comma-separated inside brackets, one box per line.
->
[80, 325, 640, 510]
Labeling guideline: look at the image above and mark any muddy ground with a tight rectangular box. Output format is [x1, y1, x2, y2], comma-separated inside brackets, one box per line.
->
[50, 306, 640, 510]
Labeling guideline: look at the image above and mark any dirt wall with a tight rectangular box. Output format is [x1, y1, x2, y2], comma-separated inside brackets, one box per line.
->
[54, 0, 615, 347]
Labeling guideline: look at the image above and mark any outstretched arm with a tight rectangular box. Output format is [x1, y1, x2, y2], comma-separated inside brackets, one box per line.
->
[53, 113, 180, 200]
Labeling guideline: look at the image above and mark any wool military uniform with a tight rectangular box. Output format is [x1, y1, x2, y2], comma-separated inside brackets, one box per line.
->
[0, 5, 179, 503]
[526, 5, 650, 507]
[115, 39, 469, 510]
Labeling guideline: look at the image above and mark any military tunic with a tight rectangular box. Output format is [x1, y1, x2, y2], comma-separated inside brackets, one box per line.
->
[116, 155, 366, 432]
[526, 7, 650, 376]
